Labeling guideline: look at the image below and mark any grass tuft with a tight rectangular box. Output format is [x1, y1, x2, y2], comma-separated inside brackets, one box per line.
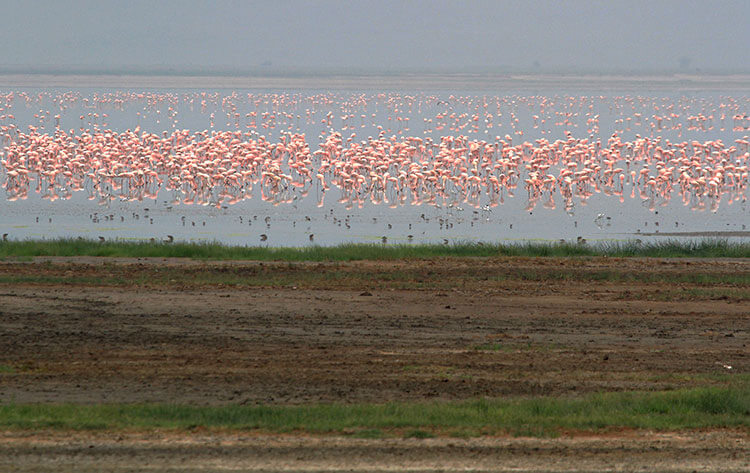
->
[404, 429, 436, 439]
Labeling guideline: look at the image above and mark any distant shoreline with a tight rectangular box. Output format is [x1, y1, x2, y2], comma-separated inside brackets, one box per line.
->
[2, 73, 750, 90]
[634, 231, 750, 237]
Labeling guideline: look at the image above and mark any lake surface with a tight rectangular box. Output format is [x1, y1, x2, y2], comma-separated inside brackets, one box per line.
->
[1, 75, 748, 246]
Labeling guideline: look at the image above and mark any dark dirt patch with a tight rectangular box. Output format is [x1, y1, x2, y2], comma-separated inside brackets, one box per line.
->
[0, 257, 747, 405]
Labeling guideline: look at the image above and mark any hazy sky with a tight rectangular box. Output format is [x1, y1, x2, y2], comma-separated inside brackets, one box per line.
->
[2, 0, 748, 73]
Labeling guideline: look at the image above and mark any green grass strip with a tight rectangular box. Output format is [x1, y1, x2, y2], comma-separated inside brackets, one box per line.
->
[0, 238, 749, 260]
[1, 387, 748, 436]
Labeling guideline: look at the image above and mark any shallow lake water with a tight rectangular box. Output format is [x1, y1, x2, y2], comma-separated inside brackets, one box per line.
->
[1, 78, 748, 246]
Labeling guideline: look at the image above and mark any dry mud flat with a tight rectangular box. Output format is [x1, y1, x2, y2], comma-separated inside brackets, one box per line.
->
[1, 257, 747, 404]
[0, 256, 748, 471]
[1, 430, 748, 473]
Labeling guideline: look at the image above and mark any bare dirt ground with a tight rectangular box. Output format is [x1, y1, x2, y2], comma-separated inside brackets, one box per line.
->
[0, 257, 748, 471]
[1, 430, 748, 473]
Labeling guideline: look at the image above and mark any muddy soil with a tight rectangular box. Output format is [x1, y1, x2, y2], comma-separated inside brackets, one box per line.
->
[0, 257, 747, 471]
[0, 430, 748, 473]
[0, 257, 747, 404]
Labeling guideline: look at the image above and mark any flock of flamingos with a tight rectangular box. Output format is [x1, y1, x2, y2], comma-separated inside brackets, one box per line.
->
[1, 91, 749, 216]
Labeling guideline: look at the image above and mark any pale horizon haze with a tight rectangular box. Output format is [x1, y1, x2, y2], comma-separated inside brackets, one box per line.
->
[1, 0, 748, 74]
